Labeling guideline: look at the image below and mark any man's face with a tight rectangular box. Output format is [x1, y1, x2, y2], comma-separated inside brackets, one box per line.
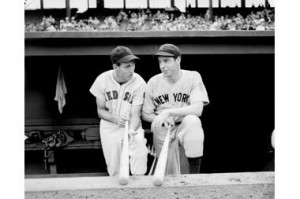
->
[158, 56, 180, 77]
[114, 61, 135, 83]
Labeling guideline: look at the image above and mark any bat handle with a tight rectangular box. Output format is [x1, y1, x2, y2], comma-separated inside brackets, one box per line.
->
[118, 121, 129, 185]
[148, 156, 157, 176]
[166, 124, 171, 132]
[125, 121, 129, 131]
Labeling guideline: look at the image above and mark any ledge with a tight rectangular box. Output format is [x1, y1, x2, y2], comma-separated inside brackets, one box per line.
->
[25, 30, 274, 39]
[25, 31, 274, 56]
[25, 172, 274, 199]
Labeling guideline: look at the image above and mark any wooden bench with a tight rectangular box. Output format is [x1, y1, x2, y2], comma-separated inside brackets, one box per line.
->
[25, 118, 188, 176]
[25, 118, 103, 175]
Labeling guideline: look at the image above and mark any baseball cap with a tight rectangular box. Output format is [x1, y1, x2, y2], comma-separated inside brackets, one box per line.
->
[155, 44, 181, 57]
[111, 46, 140, 64]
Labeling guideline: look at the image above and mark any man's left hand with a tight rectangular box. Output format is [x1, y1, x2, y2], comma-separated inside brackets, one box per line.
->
[151, 110, 171, 133]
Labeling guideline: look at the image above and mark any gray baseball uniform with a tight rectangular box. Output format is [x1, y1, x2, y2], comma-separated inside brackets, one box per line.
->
[142, 69, 209, 174]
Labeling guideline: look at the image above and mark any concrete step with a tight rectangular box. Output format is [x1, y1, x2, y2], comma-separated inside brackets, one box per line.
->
[25, 172, 274, 199]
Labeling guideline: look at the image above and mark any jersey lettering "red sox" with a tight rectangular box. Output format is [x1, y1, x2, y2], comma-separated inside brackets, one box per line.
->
[105, 90, 133, 104]
[90, 70, 146, 117]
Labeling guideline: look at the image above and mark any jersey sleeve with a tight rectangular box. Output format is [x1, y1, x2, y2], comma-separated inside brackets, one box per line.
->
[132, 77, 146, 106]
[142, 79, 156, 115]
[189, 72, 209, 105]
[89, 74, 106, 102]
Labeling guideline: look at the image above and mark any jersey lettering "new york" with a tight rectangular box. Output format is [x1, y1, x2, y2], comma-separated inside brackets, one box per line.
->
[154, 92, 189, 105]
[143, 70, 209, 116]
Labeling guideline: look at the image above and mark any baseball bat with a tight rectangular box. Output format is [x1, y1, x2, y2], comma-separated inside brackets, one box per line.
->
[118, 121, 129, 185]
[153, 125, 171, 186]
[148, 156, 157, 176]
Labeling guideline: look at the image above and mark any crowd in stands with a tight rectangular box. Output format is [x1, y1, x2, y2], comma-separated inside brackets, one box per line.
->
[25, 8, 275, 32]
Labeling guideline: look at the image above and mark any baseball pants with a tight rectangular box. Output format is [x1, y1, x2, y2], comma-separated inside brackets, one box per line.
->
[153, 115, 205, 160]
[99, 120, 148, 176]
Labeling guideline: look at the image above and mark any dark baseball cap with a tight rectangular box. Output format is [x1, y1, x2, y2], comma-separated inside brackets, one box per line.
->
[111, 46, 140, 64]
[155, 44, 181, 57]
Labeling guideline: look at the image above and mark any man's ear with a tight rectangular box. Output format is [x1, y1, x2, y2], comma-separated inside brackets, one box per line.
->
[112, 64, 118, 69]
[176, 56, 181, 64]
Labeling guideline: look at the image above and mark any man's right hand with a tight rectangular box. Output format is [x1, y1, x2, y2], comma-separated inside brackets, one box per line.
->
[164, 116, 175, 128]
[114, 115, 130, 127]
[151, 115, 175, 133]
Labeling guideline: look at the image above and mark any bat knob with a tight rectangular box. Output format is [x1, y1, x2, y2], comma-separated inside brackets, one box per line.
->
[119, 177, 129, 185]
[153, 179, 163, 186]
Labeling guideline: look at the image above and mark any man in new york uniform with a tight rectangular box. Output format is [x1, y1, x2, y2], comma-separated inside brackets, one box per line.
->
[142, 44, 209, 174]
[90, 46, 148, 176]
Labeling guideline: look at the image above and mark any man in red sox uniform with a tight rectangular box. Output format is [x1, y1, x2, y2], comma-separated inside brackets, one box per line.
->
[90, 46, 148, 176]
[142, 44, 209, 174]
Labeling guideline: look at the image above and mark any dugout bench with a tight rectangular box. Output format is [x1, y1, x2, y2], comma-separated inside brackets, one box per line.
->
[25, 119, 189, 176]
[25, 118, 103, 175]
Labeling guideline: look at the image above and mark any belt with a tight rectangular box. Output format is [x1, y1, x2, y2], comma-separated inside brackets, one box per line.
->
[175, 122, 181, 126]
[163, 122, 181, 127]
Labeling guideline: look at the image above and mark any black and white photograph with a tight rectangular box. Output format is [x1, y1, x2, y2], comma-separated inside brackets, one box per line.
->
[23, 0, 276, 198]
[1, 0, 298, 198]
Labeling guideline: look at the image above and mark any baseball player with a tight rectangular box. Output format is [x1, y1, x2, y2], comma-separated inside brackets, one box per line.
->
[142, 44, 209, 174]
[90, 46, 148, 176]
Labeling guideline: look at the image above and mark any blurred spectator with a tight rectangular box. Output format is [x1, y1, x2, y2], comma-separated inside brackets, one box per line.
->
[48, 15, 55, 25]
[106, 16, 119, 31]
[146, 9, 152, 18]
[204, 9, 210, 22]
[40, 15, 57, 31]
[127, 12, 138, 31]
[153, 10, 162, 22]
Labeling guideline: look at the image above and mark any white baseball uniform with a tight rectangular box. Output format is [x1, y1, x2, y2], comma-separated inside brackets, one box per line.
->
[142, 69, 209, 174]
[90, 70, 148, 176]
